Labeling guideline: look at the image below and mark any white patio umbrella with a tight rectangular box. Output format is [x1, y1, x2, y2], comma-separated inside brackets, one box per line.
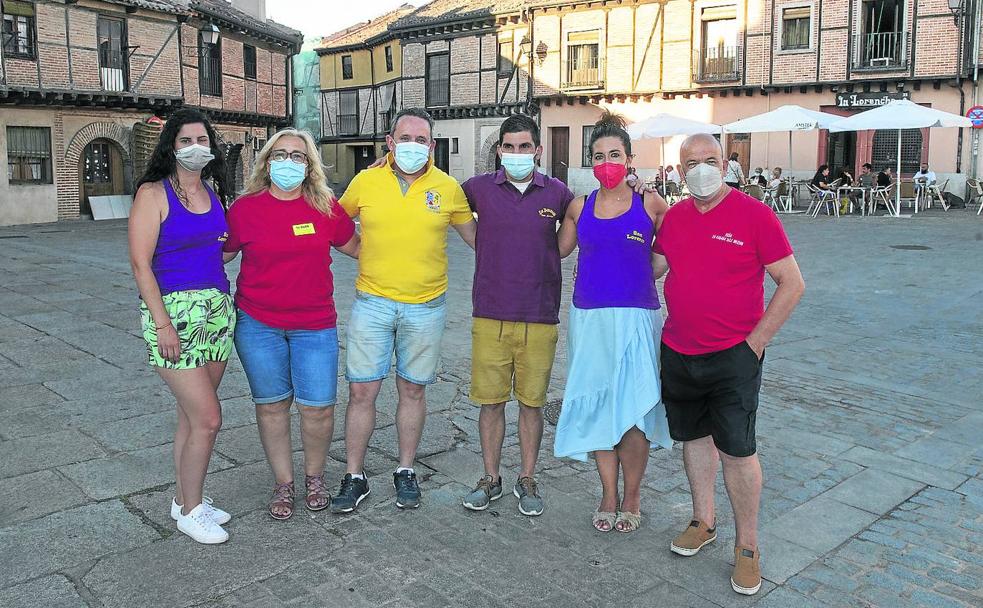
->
[626, 113, 721, 195]
[723, 105, 842, 211]
[828, 99, 973, 216]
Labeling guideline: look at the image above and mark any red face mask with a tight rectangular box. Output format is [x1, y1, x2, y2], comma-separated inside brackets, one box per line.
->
[593, 162, 628, 189]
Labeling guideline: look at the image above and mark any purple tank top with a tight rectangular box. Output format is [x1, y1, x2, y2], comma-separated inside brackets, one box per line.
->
[572, 190, 660, 310]
[151, 179, 230, 295]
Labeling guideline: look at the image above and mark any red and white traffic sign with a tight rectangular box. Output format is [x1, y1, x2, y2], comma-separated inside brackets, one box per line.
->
[967, 105, 983, 129]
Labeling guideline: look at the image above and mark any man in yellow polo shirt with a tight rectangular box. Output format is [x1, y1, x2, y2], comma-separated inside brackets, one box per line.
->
[330, 108, 476, 514]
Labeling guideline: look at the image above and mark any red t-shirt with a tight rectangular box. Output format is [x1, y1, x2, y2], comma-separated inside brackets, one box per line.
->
[652, 189, 793, 355]
[224, 190, 356, 330]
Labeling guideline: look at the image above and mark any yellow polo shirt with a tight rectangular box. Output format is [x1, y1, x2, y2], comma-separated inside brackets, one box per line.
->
[339, 156, 473, 303]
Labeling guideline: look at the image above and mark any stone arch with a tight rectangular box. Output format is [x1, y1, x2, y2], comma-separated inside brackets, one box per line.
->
[477, 130, 500, 175]
[58, 122, 132, 219]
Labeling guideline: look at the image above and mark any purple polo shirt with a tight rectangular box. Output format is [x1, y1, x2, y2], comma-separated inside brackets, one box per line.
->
[462, 168, 574, 324]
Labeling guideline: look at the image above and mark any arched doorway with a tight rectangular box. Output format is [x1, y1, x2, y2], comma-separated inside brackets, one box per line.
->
[80, 138, 125, 216]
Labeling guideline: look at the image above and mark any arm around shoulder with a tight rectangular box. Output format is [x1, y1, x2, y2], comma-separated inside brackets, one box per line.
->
[558, 195, 585, 258]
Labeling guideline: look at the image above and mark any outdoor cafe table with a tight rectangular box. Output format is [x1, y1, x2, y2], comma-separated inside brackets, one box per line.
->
[837, 185, 868, 215]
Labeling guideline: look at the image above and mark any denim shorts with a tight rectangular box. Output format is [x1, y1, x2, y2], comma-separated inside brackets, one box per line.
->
[233, 309, 339, 408]
[345, 290, 447, 385]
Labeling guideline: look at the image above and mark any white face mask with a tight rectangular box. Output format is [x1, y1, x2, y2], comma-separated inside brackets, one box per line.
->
[175, 144, 215, 173]
[685, 163, 724, 200]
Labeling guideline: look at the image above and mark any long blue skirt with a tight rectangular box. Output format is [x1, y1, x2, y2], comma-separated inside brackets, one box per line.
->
[553, 305, 672, 462]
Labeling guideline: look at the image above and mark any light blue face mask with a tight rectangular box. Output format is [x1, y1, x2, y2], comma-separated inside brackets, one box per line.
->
[500, 153, 536, 181]
[393, 142, 430, 174]
[269, 159, 306, 192]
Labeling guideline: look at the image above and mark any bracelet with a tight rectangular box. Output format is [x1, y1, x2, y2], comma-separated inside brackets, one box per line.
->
[155, 321, 172, 331]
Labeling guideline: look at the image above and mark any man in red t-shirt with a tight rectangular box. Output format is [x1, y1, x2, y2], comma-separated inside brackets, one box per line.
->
[652, 134, 804, 596]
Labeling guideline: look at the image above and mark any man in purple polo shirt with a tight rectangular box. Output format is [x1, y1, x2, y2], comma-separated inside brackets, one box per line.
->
[460, 114, 574, 516]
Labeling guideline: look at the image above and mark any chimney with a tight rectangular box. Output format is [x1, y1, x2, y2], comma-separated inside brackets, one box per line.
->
[229, 0, 266, 21]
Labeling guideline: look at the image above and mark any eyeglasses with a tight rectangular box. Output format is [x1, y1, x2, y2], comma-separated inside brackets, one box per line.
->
[271, 149, 308, 164]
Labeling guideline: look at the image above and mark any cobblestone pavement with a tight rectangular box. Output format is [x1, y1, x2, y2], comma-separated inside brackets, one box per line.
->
[0, 211, 981, 608]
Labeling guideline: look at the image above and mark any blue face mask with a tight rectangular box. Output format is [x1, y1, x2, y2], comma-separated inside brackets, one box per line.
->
[500, 153, 536, 181]
[393, 142, 430, 174]
[269, 159, 306, 192]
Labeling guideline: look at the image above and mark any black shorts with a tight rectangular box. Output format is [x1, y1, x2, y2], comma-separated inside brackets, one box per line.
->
[660, 341, 763, 457]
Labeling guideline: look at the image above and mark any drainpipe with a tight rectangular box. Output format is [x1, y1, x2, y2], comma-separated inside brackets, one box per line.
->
[952, 2, 966, 174]
[973, 0, 982, 179]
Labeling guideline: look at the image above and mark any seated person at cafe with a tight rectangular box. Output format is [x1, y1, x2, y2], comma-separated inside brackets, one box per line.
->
[876, 166, 893, 188]
[768, 167, 784, 190]
[811, 165, 833, 191]
[749, 167, 769, 187]
[858, 163, 875, 188]
[913, 164, 936, 186]
[836, 165, 858, 214]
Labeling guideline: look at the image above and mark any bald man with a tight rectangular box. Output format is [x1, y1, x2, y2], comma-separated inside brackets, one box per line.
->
[652, 134, 804, 596]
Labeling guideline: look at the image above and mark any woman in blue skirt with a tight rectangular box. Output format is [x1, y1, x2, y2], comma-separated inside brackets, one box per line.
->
[557, 111, 672, 533]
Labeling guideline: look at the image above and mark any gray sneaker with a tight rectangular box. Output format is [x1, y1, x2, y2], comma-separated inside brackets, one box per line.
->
[462, 475, 503, 511]
[513, 476, 544, 516]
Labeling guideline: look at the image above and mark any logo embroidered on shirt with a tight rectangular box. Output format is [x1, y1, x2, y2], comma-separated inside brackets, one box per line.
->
[626, 230, 645, 243]
[217, 232, 228, 242]
[538, 207, 557, 219]
[711, 232, 744, 246]
[292, 223, 316, 236]
[424, 190, 441, 213]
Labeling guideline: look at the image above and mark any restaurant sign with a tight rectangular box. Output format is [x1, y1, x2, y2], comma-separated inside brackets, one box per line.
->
[835, 91, 911, 108]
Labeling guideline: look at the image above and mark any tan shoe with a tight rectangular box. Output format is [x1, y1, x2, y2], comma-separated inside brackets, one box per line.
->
[670, 519, 717, 556]
[731, 546, 762, 595]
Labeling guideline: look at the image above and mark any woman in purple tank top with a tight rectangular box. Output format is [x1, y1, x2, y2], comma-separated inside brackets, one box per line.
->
[128, 109, 235, 545]
[555, 111, 673, 533]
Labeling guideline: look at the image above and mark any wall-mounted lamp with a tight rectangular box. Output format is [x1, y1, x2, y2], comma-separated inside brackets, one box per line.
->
[948, 0, 963, 25]
[200, 23, 220, 46]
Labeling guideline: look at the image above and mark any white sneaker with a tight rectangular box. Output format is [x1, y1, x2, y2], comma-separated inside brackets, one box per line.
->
[177, 503, 229, 544]
[171, 496, 231, 525]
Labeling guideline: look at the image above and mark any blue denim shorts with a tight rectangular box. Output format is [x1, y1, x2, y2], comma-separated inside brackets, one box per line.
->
[233, 309, 339, 408]
[345, 290, 447, 385]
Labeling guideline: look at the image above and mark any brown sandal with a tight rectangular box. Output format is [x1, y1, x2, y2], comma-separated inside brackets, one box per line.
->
[269, 481, 294, 520]
[305, 474, 330, 511]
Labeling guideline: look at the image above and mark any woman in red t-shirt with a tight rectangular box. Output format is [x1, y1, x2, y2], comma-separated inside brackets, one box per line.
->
[223, 129, 359, 520]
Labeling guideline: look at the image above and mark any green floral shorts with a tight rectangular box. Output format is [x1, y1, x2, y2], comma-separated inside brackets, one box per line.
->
[141, 288, 236, 369]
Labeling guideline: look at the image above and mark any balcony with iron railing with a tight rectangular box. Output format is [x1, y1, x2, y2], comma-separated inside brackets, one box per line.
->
[337, 114, 358, 136]
[561, 56, 605, 91]
[852, 31, 910, 71]
[692, 45, 742, 83]
[99, 49, 128, 92]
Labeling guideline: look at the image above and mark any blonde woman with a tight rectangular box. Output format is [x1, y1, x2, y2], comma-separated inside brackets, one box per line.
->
[223, 129, 360, 520]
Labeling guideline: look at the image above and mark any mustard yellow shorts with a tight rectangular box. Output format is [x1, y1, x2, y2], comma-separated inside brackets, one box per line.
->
[470, 317, 559, 407]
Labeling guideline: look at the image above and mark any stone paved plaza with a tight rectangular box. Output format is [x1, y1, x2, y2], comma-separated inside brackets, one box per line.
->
[0, 211, 982, 608]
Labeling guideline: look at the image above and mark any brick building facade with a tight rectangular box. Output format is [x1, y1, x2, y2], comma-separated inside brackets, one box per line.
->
[529, 0, 983, 195]
[390, 0, 535, 184]
[0, 0, 300, 226]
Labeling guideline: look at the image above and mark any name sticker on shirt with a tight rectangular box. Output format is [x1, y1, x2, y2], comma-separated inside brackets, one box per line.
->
[711, 232, 745, 246]
[292, 223, 316, 236]
[217, 231, 228, 242]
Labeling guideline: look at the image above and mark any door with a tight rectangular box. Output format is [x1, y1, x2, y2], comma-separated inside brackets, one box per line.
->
[550, 126, 569, 184]
[725, 133, 751, 176]
[80, 139, 124, 216]
[826, 132, 856, 175]
[353, 145, 376, 173]
[434, 138, 450, 173]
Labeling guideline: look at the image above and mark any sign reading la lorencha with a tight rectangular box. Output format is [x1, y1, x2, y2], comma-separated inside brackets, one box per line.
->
[835, 91, 911, 108]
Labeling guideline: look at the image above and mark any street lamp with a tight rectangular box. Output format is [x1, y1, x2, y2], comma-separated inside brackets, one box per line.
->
[200, 23, 220, 46]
